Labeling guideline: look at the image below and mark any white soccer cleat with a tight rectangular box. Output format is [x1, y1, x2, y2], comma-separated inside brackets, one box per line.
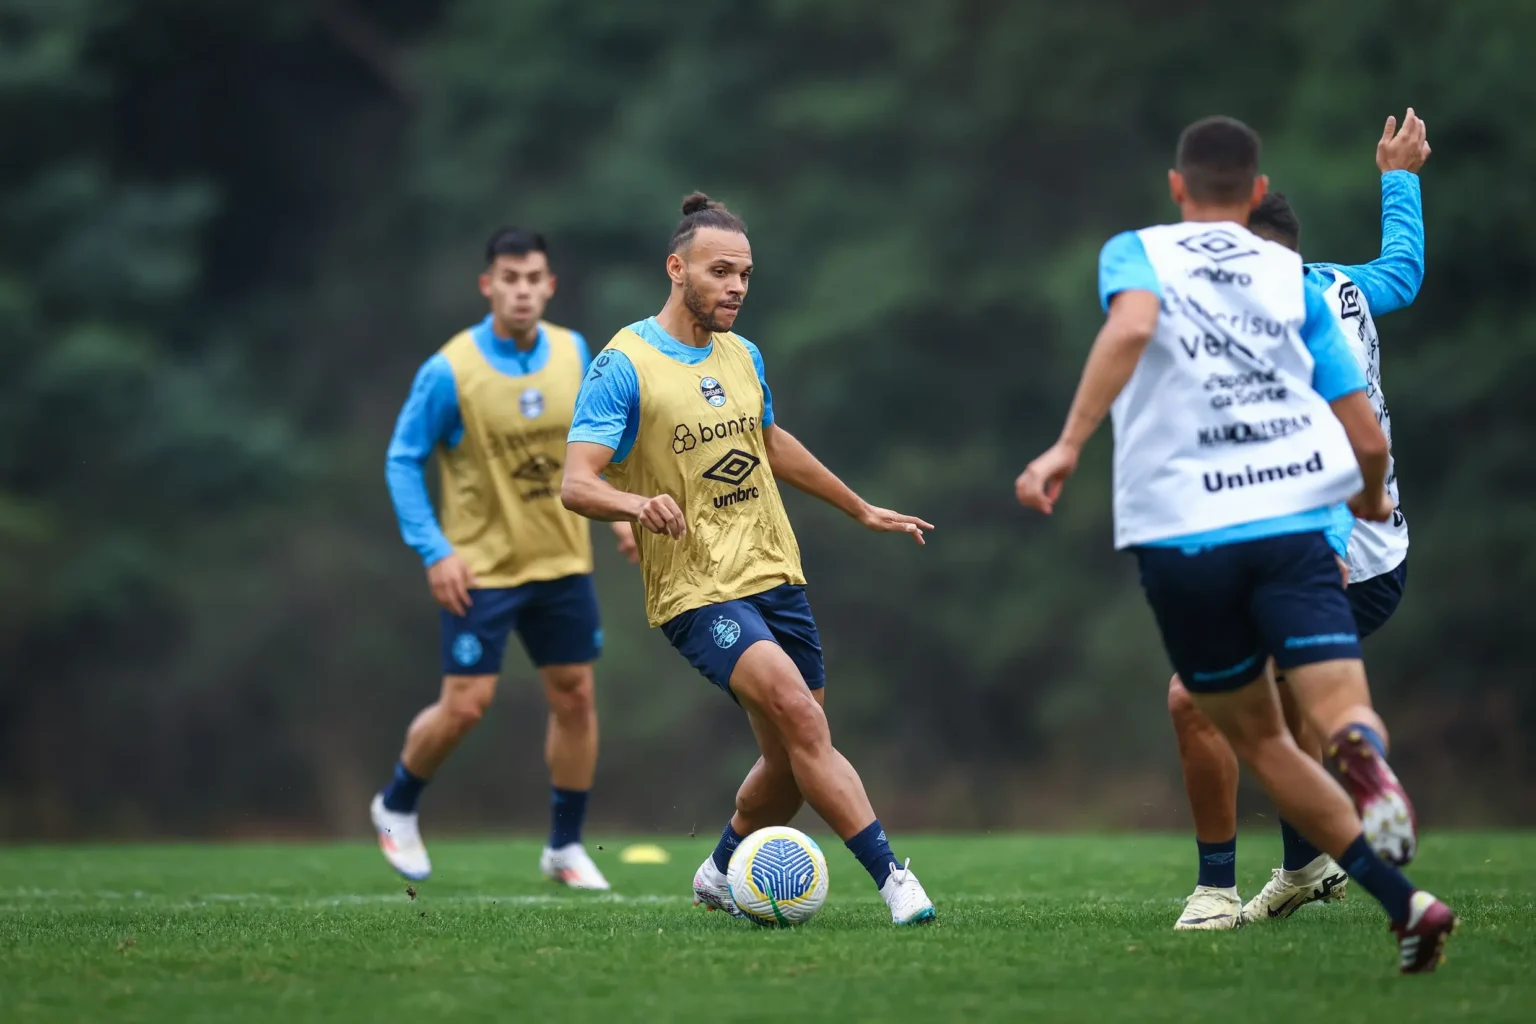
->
[692, 854, 743, 916]
[1174, 885, 1242, 930]
[880, 858, 936, 926]
[1242, 856, 1348, 923]
[540, 843, 611, 891]
[370, 793, 431, 881]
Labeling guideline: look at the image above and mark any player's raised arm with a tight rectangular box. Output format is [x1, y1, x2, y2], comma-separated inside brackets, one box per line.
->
[1015, 287, 1160, 515]
[1330, 109, 1430, 316]
[763, 424, 933, 544]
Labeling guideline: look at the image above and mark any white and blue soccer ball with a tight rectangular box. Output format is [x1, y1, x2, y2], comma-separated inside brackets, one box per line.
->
[726, 826, 829, 927]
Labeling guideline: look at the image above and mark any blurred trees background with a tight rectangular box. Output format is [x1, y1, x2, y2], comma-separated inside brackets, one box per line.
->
[3, 0, 1532, 839]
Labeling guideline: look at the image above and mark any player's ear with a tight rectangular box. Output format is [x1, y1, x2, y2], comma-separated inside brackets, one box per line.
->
[666, 252, 686, 286]
[478, 271, 493, 300]
[1167, 169, 1185, 206]
[545, 272, 558, 298]
[1249, 174, 1270, 209]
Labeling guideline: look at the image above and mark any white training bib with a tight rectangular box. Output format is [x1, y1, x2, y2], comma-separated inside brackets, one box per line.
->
[1111, 223, 1362, 549]
[1319, 269, 1408, 582]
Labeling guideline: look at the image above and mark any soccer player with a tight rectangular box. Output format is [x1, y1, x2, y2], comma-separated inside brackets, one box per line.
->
[1165, 111, 1431, 929]
[562, 193, 938, 925]
[374, 227, 635, 888]
[1015, 117, 1455, 973]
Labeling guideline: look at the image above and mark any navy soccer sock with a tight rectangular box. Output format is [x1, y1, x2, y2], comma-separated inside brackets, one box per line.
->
[380, 762, 428, 814]
[711, 822, 744, 874]
[1338, 833, 1414, 923]
[845, 819, 899, 888]
[1197, 837, 1237, 889]
[549, 788, 589, 850]
[1279, 819, 1324, 872]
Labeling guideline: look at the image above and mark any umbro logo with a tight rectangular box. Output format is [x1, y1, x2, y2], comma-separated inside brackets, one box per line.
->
[702, 449, 760, 487]
[511, 452, 561, 483]
[1178, 228, 1258, 264]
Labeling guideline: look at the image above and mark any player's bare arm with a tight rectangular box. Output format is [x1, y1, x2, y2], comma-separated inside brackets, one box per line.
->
[1329, 391, 1393, 522]
[609, 518, 639, 562]
[763, 424, 932, 544]
[1015, 289, 1160, 514]
[563, 440, 686, 538]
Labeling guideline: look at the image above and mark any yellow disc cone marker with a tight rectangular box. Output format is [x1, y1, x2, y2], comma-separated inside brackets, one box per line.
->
[619, 844, 671, 865]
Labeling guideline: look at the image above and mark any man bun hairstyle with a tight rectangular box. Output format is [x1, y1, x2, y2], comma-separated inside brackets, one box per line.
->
[484, 226, 548, 266]
[1176, 115, 1262, 204]
[1248, 191, 1301, 251]
[670, 191, 747, 252]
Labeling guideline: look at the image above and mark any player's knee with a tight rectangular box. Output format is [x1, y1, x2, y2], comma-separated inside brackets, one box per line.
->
[1167, 674, 1203, 730]
[543, 667, 595, 722]
[441, 678, 495, 732]
[768, 690, 830, 753]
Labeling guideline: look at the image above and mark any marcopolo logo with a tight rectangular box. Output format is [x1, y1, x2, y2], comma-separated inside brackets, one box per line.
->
[1203, 451, 1326, 493]
[1177, 228, 1258, 263]
[700, 376, 727, 408]
[519, 387, 545, 419]
[1198, 415, 1312, 447]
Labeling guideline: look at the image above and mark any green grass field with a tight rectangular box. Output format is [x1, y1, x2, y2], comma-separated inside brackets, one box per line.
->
[2, 833, 1531, 1022]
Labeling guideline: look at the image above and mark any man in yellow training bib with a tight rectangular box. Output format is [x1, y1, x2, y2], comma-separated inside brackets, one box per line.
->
[563, 193, 937, 925]
[374, 227, 633, 889]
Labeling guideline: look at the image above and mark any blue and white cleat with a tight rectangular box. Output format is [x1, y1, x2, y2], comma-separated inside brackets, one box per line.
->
[692, 854, 743, 916]
[880, 858, 936, 925]
[370, 793, 431, 881]
[541, 844, 611, 891]
[1175, 885, 1242, 930]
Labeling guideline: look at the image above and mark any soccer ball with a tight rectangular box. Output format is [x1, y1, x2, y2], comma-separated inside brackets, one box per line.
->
[726, 826, 829, 927]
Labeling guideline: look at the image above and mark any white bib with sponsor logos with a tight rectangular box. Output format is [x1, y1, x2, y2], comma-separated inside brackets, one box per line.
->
[1319, 269, 1408, 582]
[1110, 223, 1362, 549]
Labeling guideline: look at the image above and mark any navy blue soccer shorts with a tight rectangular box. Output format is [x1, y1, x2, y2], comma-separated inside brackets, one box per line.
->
[1135, 531, 1362, 694]
[660, 583, 826, 698]
[439, 573, 602, 675]
[1349, 558, 1407, 640]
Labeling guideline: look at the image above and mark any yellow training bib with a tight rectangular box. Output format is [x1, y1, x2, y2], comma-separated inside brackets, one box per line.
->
[438, 322, 593, 588]
[602, 328, 804, 626]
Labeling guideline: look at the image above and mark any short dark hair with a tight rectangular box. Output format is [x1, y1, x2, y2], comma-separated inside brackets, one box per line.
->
[1176, 116, 1261, 203]
[1248, 192, 1301, 251]
[670, 192, 747, 253]
[484, 227, 548, 266]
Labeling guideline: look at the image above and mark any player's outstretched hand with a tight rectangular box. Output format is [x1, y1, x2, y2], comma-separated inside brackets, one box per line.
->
[1016, 442, 1080, 515]
[637, 494, 687, 538]
[428, 552, 478, 617]
[855, 503, 933, 545]
[1377, 108, 1430, 173]
[1349, 487, 1395, 524]
[611, 519, 640, 563]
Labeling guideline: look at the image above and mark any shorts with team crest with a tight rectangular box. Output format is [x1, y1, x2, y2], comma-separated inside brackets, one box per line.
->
[439, 573, 602, 675]
[661, 583, 825, 698]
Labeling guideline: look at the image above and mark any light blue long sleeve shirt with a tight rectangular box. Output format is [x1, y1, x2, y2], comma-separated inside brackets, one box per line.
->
[385, 316, 592, 566]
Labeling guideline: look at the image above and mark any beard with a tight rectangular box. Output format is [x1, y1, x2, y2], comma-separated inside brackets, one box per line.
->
[683, 279, 732, 333]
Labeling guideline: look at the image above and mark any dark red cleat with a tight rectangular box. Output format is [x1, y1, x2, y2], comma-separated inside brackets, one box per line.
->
[1331, 728, 1418, 865]
[1393, 891, 1456, 974]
